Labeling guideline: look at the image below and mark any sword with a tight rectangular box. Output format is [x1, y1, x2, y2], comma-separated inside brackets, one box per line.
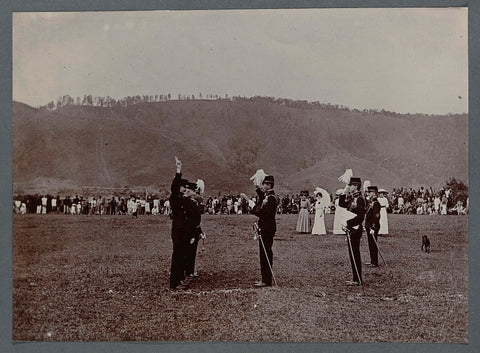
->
[253, 223, 278, 287]
[343, 226, 362, 286]
[368, 228, 387, 266]
[252, 223, 259, 240]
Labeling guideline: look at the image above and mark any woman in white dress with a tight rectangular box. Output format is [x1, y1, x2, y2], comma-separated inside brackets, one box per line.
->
[333, 189, 347, 234]
[311, 188, 330, 235]
[20, 203, 27, 215]
[296, 191, 311, 233]
[441, 195, 448, 215]
[377, 189, 389, 235]
[163, 199, 171, 215]
[145, 198, 151, 214]
[153, 198, 160, 215]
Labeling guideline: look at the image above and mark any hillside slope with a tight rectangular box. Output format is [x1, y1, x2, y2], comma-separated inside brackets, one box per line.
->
[12, 99, 468, 195]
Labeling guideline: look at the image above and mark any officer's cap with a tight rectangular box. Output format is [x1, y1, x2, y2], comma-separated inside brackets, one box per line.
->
[349, 177, 362, 186]
[263, 175, 275, 186]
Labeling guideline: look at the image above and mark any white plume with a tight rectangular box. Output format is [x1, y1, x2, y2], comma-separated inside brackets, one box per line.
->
[338, 169, 353, 184]
[250, 169, 267, 186]
[195, 179, 205, 194]
[363, 180, 371, 193]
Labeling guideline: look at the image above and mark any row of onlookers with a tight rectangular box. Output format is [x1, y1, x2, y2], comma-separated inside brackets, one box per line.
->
[13, 186, 468, 216]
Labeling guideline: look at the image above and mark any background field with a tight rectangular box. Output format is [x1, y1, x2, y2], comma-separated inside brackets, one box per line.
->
[13, 213, 468, 342]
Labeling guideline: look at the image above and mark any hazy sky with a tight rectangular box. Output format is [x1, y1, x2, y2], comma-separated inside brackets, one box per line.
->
[13, 8, 468, 114]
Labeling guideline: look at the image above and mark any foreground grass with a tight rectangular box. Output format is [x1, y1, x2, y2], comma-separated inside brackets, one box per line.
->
[13, 213, 468, 342]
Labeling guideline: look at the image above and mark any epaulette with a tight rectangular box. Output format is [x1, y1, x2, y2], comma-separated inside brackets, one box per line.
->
[352, 191, 362, 198]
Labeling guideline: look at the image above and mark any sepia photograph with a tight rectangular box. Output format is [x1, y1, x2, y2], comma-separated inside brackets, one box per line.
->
[11, 7, 469, 344]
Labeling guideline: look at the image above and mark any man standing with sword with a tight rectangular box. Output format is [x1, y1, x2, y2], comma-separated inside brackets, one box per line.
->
[241, 170, 277, 288]
[339, 176, 366, 286]
[365, 185, 381, 268]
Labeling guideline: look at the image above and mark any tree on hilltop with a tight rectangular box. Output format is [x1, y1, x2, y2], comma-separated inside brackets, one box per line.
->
[444, 178, 468, 207]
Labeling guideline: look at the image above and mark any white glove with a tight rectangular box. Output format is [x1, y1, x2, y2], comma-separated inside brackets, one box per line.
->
[175, 156, 182, 173]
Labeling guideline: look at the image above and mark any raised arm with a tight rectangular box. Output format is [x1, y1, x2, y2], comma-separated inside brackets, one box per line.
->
[171, 157, 183, 196]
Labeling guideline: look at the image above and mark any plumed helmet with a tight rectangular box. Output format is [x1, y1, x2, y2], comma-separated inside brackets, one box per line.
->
[338, 169, 353, 184]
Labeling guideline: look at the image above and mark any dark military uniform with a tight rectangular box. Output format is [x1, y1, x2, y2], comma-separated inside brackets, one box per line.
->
[252, 187, 277, 286]
[185, 196, 202, 277]
[339, 184, 366, 284]
[365, 187, 381, 267]
[169, 172, 199, 289]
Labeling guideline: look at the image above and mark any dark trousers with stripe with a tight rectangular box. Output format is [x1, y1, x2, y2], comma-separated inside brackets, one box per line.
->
[366, 226, 379, 266]
[347, 229, 362, 283]
[170, 229, 187, 288]
[185, 238, 199, 276]
[259, 231, 274, 285]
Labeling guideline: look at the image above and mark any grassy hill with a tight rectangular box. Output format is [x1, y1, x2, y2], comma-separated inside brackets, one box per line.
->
[12, 99, 468, 196]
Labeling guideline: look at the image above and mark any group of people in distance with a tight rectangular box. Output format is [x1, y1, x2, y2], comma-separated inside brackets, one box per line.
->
[295, 187, 332, 235]
[295, 182, 389, 242]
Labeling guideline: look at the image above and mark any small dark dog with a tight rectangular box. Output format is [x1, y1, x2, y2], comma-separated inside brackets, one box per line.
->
[421, 235, 431, 253]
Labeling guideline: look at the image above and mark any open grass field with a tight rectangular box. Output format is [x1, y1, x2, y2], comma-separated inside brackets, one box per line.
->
[13, 213, 468, 342]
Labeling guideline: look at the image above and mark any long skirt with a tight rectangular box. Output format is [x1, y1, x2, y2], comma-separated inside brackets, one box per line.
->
[296, 208, 310, 233]
[333, 206, 348, 234]
[379, 208, 389, 234]
[311, 212, 326, 235]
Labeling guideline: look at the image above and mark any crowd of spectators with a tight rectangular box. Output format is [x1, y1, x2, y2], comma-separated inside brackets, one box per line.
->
[12, 194, 171, 216]
[386, 187, 468, 215]
[13, 185, 468, 217]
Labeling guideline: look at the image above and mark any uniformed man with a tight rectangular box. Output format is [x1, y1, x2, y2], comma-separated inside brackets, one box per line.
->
[244, 174, 277, 287]
[184, 180, 205, 281]
[339, 176, 366, 286]
[169, 157, 200, 290]
[364, 185, 381, 268]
